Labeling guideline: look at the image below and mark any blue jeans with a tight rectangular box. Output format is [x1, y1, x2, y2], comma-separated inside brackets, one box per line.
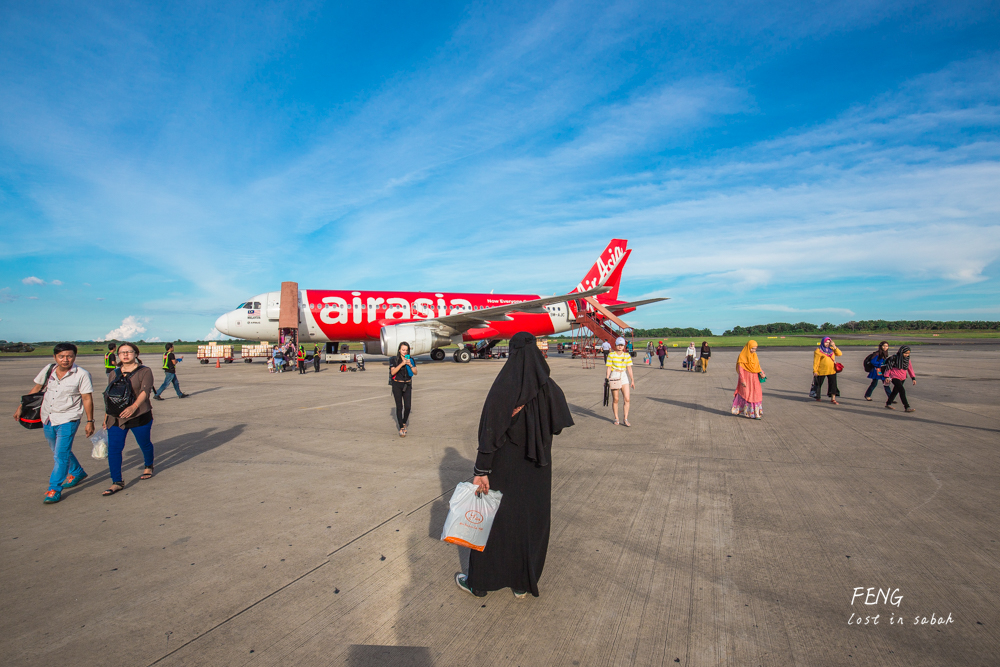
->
[155, 372, 182, 397]
[865, 377, 892, 399]
[107, 420, 154, 483]
[43, 420, 85, 492]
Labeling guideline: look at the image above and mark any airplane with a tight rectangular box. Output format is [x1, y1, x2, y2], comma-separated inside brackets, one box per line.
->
[213, 239, 667, 362]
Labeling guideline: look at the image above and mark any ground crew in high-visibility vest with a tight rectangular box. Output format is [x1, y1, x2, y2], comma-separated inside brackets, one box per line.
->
[153, 343, 188, 400]
[104, 343, 117, 375]
[297, 346, 306, 374]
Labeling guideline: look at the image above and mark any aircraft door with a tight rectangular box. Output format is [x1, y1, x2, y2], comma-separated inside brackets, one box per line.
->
[266, 291, 281, 321]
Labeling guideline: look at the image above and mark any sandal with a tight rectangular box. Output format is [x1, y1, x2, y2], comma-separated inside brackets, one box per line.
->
[399, 427, 406, 437]
[140, 466, 154, 480]
[102, 481, 125, 496]
[613, 419, 619, 426]
[830, 399, 839, 405]
[865, 397, 872, 401]
[885, 404, 895, 410]
[623, 419, 631, 427]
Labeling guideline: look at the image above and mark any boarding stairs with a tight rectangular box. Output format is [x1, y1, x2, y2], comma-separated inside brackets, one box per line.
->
[572, 297, 634, 369]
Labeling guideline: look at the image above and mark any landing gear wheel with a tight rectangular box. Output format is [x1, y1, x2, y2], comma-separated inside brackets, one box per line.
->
[456, 348, 472, 363]
[431, 348, 445, 362]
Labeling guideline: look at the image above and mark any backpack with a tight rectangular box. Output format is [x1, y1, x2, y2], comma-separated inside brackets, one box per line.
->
[863, 352, 875, 373]
[104, 368, 138, 416]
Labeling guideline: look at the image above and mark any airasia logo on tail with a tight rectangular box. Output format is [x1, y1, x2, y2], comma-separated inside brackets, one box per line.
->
[576, 240, 627, 293]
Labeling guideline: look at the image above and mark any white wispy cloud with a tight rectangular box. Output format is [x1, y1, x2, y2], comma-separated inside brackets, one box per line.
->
[99, 316, 148, 341]
[21, 276, 45, 285]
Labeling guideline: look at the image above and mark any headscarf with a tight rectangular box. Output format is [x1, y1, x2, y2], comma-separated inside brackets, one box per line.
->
[885, 345, 911, 371]
[736, 340, 762, 374]
[686, 343, 696, 355]
[819, 337, 834, 357]
[700, 341, 710, 355]
[477, 332, 574, 467]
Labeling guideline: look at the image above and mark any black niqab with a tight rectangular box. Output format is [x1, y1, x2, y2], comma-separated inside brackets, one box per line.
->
[477, 332, 574, 467]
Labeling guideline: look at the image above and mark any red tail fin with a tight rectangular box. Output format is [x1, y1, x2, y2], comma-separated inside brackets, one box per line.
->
[597, 248, 630, 303]
[573, 239, 628, 295]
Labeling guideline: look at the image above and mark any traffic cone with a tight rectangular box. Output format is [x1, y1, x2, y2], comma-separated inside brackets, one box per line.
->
[216, 358, 220, 368]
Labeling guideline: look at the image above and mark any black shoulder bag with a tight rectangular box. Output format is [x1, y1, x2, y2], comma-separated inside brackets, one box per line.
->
[18, 364, 56, 430]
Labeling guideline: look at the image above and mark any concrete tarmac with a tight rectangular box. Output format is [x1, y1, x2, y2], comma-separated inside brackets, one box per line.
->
[1, 347, 998, 666]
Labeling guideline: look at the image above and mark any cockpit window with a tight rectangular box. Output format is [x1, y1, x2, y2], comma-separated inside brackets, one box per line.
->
[253, 302, 261, 309]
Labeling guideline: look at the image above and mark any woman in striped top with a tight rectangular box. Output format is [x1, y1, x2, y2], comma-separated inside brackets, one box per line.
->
[605, 337, 635, 426]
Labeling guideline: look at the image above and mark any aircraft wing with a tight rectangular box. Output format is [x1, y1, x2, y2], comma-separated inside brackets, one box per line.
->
[416, 285, 611, 335]
[607, 297, 670, 311]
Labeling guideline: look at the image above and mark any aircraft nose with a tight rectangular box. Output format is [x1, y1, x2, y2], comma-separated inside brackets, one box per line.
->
[214, 312, 231, 336]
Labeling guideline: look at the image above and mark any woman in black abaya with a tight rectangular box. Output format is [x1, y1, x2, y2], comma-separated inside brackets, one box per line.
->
[455, 332, 574, 599]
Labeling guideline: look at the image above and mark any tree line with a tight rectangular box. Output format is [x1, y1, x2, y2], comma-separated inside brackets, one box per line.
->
[633, 327, 715, 338]
[722, 320, 1000, 336]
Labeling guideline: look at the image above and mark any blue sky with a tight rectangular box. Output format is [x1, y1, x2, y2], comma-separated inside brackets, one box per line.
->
[1, 0, 998, 342]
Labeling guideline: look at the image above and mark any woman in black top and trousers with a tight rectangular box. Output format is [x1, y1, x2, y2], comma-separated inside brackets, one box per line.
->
[389, 342, 416, 437]
[455, 332, 574, 599]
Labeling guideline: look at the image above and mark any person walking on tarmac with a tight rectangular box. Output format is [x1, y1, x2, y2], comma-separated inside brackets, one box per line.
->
[102, 342, 156, 496]
[153, 343, 188, 400]
[297, 346, 306, 374]
[312, 346, 321, 372]
[389, 342, 417, 437]
[13, 343, 96, 504]
[104, 343, 117, 376]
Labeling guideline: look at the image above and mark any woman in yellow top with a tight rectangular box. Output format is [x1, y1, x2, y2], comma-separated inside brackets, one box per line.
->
[605, 337, 635, 426]
[731, 340, 765, 419]
[812, 337, 843, 404]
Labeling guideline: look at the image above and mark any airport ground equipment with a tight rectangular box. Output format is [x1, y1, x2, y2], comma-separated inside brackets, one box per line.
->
[572, 296, 634, 369]
[240, 343, 273, 363]
[198, 343, 234, 364]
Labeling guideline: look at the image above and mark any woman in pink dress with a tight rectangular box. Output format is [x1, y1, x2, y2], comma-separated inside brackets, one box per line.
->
[732, 340, 766, 419]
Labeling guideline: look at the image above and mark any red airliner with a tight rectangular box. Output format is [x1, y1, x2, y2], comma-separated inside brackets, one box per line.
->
[213, 239, 666, 361]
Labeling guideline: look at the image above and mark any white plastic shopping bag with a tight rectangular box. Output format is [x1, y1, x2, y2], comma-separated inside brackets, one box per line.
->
[440, 481, 503, 552]
[90, 428, 108, 460]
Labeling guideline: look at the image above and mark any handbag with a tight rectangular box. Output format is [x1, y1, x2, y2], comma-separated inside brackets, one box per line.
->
[603, 378, 610, 406]
[18, 364, 56, 429]
[834, 362, 844, 373]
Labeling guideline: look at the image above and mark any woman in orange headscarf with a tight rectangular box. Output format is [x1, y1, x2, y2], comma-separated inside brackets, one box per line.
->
[732, 340, 766, 419]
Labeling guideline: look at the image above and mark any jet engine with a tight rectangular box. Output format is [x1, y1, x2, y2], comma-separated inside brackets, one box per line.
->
[380, 324, 452, 356]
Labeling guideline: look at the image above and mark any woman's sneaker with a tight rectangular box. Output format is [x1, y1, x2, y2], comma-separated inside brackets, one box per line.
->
[512, 589, 528, 599]
[455, 573, 486, 598]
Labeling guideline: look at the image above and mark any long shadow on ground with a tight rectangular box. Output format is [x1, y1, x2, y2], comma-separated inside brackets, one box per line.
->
[69, 424, 247, 493]
[645, 395, 732, 417]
